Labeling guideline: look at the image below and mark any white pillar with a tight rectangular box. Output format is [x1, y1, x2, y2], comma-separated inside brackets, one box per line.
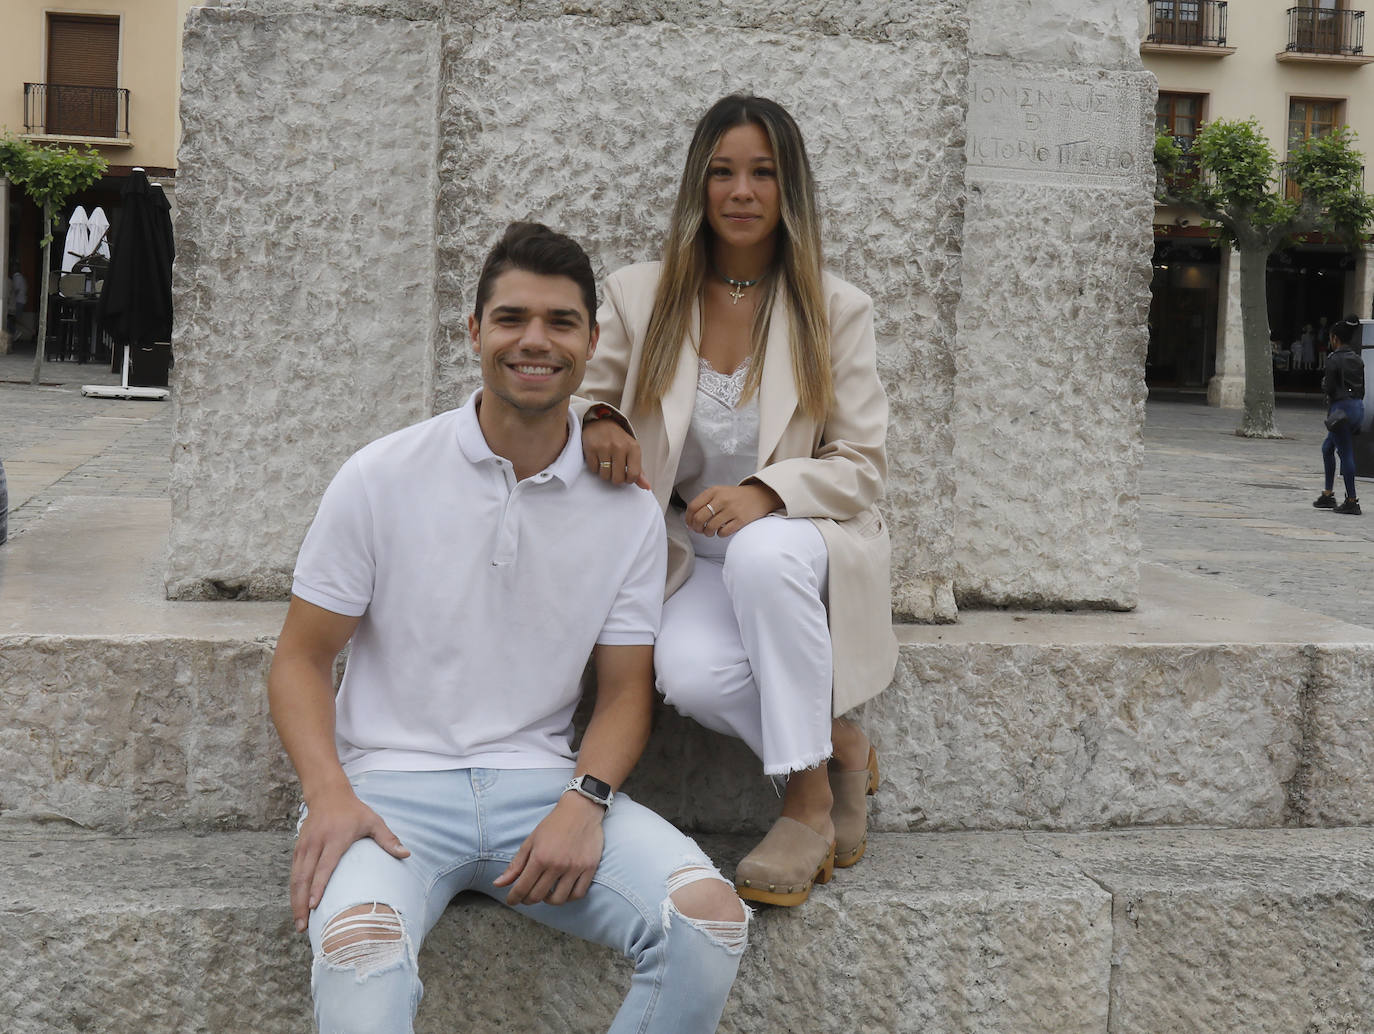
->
[1207, 245, 1246, 409]
[1348, 244, 1374, 322]
[0, 177, 9, 355]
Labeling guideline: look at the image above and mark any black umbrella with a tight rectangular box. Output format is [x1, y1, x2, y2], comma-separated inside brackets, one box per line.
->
[96, 168, 174, 380]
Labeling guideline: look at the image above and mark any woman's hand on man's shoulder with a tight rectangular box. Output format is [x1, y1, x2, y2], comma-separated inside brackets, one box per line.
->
[583, 417, 650, 490]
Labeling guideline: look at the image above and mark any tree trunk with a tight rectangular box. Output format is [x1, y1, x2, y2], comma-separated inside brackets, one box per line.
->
[29, 202, 52, 387]
[1236, 241, 1281, 438]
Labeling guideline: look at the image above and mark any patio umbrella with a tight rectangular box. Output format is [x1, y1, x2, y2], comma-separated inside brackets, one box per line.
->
[61, 205, 89, 273]
[86, 169, 174, 400]
[85, 207, 111, 261]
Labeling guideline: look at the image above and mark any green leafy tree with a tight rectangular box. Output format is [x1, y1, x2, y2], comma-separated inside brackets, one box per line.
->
[1155, 119, 1374, 437]
[0, 135, 108, 385]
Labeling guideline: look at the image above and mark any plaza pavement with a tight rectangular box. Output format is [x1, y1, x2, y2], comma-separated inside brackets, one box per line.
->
[0, 345, 1370, 627]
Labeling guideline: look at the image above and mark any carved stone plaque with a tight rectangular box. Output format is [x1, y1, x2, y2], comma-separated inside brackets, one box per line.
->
[965, 73, 1145, 187]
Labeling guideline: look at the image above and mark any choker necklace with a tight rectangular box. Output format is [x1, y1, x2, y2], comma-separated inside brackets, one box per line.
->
[714, 266, 762, 305]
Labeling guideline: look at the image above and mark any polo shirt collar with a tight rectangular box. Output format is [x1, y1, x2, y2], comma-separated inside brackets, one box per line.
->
[455, 390, 585, 486]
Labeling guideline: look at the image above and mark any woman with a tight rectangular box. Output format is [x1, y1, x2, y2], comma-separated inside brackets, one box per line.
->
[1313, 315, 1365, 516]
[579, 95, 898, 907]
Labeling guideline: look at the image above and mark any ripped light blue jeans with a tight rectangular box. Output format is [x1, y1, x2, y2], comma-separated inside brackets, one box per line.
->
[305, 768, 747, 1034]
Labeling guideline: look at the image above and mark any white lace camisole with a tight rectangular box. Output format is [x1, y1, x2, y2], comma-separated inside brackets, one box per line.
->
[675, 356, 760, 560]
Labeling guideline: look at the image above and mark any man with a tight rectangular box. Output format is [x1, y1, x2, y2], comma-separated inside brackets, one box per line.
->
[1312, 315, 1365, 516]
[269, 222, 748, 1034]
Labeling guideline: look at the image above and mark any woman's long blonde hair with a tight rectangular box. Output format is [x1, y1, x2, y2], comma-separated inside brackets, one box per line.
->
[633, 95, 833, 421]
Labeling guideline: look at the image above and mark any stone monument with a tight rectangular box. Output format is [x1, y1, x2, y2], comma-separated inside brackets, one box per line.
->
[168, 0, 1154, 620]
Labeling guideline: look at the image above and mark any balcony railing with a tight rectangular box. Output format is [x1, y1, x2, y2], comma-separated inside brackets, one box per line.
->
[1278, 160, 1366, 201]
[23, 82, 130, 140]
[1160, 151, 1204, 194]
[1146, 0, 1230, 47]
[1285, 7, 1366, 56]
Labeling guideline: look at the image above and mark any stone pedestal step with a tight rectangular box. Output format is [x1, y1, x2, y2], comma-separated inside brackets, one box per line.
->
[4, 497, 1374, 835]
[3, 827, 1372, 1034]
[8, 620, 1374, 835]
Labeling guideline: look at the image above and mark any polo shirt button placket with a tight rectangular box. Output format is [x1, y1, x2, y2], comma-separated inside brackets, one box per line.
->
[490, 469, 554, 567]
[491, 461, 519, 568]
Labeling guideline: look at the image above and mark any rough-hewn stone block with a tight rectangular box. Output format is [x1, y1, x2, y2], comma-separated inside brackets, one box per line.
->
[1291, 645, 1374, 826]
[169, 0, 1154, 611]
[7, 622, 1374, 836]
[968, 0, 1147, 68]
[1042, 828, 1374, 1034]
[8, 828, 1374, 1034]
[434, 14, 968, 620]
[0, 831, 1111, 1034]
[0, 636, 292, 832]
[168, 7, 442, 600]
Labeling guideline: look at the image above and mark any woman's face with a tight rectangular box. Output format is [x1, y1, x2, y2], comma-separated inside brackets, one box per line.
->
[704, 122, 781, 255]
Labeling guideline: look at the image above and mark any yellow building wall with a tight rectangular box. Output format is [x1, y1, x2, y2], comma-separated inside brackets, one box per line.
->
[1143, 0, 1374, 161]
[1, 0, 187, 171]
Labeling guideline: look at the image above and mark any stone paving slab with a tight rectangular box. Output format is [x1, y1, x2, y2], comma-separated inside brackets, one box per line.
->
[0, 348, 124, 390]
[0, 497, 282, 637]
[4, 827, 1370, 1034]
[1140, 394, 1374, 626]
[0, 377, 171, 541]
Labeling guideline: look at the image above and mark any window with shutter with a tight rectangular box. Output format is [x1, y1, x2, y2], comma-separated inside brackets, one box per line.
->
[46, 15, 120, 137]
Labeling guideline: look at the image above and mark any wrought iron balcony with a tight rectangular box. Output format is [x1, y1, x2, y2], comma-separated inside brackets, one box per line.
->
[1145, 0, 1230, 48]
[1158, 151, 1204, 195]
[23, 82, 130, 140]
[1285, 6, 1366, 56]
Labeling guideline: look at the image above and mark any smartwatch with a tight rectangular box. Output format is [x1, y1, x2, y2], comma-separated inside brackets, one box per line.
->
[563, 773, 614, 809]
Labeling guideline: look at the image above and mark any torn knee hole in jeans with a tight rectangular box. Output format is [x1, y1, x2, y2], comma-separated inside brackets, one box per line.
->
[664, 864, 750, 953]
[320, 903, 410, 979]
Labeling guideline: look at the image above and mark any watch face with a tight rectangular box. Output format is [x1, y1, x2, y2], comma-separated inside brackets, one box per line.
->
[581, 775, 612, 800]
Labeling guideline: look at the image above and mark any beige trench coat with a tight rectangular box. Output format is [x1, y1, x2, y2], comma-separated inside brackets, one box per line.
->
[579, 262, 898, 715]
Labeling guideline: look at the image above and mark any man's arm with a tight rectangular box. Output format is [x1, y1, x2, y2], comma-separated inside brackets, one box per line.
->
[268, 595, 409, 932]
[493, 642, 655, 906]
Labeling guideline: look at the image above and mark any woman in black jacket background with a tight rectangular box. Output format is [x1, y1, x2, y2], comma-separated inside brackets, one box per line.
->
[1314, 316, 1366, 516]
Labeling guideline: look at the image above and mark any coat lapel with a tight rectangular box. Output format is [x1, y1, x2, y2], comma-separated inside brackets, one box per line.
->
[756, 290, 798, 467]
[658, 302, 701, 500]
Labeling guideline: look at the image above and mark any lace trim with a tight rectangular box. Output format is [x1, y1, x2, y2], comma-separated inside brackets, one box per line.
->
[698, 355, 751, 410]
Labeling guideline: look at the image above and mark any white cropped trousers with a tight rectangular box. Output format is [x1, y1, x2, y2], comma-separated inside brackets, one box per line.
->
[655, 514, 833, 776]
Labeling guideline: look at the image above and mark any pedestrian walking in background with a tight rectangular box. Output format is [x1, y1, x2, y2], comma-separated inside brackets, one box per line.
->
[1314, 315, 1366, 516]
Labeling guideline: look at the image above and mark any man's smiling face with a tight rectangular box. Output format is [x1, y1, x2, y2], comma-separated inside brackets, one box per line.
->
[469, 268, 599, 417]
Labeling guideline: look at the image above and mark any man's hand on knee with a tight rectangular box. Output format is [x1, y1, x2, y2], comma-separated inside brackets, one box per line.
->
[493, 794, 606, 907]
[291, 785, 410, 932]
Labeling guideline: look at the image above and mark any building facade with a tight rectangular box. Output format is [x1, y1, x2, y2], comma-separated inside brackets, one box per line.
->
[1, 0, 193, 353]
[1142, 0, 1374, 405]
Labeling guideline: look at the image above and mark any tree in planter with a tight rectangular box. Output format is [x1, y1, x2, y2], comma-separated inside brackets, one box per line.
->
[0, 135, 108, 386]
[1155, 119, 1374, 437]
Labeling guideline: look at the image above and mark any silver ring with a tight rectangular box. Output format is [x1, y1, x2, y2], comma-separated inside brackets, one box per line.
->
[705, 503, 716, 518]
[599, 460, 612, 469]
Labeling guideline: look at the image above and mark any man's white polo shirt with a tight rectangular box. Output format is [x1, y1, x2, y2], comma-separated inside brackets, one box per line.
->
[291, 391, 666, 777]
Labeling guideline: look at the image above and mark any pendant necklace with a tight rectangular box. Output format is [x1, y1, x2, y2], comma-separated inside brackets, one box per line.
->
[715, 267, 761, 305]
